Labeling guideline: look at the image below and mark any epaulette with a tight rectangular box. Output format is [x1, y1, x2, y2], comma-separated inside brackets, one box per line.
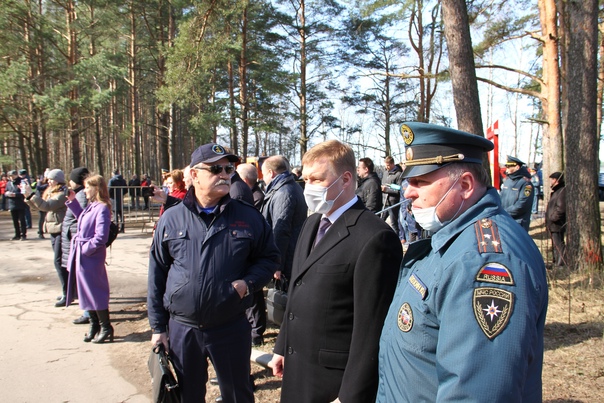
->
[474, 218, 503, 254]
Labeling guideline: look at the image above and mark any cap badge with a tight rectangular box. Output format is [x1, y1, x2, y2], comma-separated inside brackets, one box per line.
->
[400, 124, 414, 146]
[406, 148, 414, 162]
[212, 145, 225, 155]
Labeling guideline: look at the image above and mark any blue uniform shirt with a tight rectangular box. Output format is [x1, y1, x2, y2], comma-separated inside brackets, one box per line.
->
[377, 188, 547, 402]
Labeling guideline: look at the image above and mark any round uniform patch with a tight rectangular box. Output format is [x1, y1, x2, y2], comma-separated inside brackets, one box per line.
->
[212, 144, 225, 155]
[400, 124, 414, 145]
[397, 302, 413, 332]
[524, 185, 532, 197]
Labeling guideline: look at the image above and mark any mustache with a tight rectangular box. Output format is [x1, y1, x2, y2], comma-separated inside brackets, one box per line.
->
[214, 179, 230, 187]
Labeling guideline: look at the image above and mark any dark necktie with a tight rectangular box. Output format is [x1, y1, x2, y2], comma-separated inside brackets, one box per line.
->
[314, 217, 332, 247]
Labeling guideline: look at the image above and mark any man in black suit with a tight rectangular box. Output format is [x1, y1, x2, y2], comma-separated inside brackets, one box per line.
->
[269, 140, 402, 402]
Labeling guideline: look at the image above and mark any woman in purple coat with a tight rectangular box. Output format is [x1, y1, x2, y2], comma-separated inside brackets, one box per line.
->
[65, 174, 114, 343]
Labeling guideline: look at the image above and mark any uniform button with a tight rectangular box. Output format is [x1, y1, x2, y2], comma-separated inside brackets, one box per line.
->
[295, 280, 302, 286]
[198, 324, 203, 328]
[179, 231, 183, 236]
[288, 312, 294, 320]
[287, 347, 293, 355]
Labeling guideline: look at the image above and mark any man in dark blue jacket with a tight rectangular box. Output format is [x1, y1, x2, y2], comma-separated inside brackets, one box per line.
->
[148, 143, 280, 403]
[257, 156, 307, 338]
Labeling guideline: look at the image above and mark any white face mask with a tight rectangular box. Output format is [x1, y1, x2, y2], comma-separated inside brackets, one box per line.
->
[304, 174, 344, 215]
[412, 176, 462, 233]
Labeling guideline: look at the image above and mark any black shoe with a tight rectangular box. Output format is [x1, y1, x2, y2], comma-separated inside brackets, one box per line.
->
[11, 236, 20, 241]
[20, 235, 26, 241]
[38, 234, 45, 239]
[73, 315, 90, 325]
[210, 377, 219, 385]
[215, 396, 223, 402]
[252, 337, 264, 347]
[55, 296, 66, 307]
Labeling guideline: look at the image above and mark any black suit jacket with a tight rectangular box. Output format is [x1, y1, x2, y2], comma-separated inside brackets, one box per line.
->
[274, 199, 402, 403]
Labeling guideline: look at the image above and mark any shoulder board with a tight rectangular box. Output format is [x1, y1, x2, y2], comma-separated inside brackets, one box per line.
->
[474, 218, 503, 254]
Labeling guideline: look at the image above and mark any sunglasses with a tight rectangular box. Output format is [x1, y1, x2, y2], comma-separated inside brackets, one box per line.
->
[195, 164, 235, 175]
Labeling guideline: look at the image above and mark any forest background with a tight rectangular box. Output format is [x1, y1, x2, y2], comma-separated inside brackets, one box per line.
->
[0, 0, 603, 270]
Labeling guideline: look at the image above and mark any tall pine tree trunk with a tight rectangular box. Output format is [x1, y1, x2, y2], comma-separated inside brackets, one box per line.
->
[565, 0, 601, 272]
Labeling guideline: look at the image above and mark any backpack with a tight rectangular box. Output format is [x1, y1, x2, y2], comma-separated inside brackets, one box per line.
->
[106, 222, 119, 247]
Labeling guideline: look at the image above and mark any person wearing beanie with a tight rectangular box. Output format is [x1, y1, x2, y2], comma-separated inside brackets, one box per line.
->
[62, 167, 91, 323]
[546, 172, 566, 266]
[24, 169, 69, 307]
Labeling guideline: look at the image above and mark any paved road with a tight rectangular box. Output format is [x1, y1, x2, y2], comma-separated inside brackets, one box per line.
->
[0, 210, 153, 402]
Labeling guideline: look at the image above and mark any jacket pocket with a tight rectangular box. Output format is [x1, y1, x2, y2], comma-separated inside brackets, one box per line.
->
[318, 349, 349, 370]
[228, 229, 253, 258]
[164, 228, 189, 260]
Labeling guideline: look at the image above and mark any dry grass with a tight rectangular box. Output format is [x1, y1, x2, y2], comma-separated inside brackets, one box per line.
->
[120, 215, 604, 402]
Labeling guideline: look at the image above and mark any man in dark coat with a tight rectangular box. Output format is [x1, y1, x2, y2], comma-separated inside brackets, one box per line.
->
[258, 156, 307, 340]
[381, 156, 403, 235]
[546, 172, 566, 266]
[108, 170, 127, 232]
[500, 155, 534, 231]
[236, 163, 264, 210]
[128, 174, 141, 209]
[5, 170, 27, 240]
[269, 140, 402, 402]
[229, 169, 254, 205]
[355, 157, 382, 213]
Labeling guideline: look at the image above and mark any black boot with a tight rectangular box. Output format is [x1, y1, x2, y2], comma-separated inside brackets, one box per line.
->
[84, 311, 100, 342]
[92, 309, 114, 343]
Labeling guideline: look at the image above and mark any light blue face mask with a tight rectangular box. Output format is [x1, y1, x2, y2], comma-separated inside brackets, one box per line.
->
[411, 176, 463, 233]
[303, 174, 344, 215]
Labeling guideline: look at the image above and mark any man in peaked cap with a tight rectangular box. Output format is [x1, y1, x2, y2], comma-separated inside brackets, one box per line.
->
[376, 122, 547, 402]
[148, 142, 280, 403]
[500, 155, 534, 231]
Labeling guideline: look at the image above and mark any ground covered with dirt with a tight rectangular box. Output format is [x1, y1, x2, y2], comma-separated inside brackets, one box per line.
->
[110, 216, 604, 403]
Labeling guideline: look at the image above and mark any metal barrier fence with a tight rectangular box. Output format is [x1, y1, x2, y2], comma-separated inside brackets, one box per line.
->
[108, 186, 163, 232]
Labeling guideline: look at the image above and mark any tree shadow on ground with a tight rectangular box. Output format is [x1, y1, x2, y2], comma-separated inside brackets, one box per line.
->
[544, 321, 604, 351]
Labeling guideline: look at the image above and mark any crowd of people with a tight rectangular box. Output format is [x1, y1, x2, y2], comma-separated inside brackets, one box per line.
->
[143, 122, 555, 403]
[2, 120, 564, 402]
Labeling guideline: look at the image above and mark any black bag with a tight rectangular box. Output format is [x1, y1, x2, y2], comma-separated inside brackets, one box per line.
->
[147, 344, 180, 403]
[267, 276, 289, 327]
[106, 222, 119, 247]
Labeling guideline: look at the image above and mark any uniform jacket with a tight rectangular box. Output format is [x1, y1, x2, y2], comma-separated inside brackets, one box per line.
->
[500, 167, 534, 231]
[274, 199, 402, 403]
[261, 172, 307, 278]
[26, 186, 68, 234]
[377, 188, 548, 403]
[355, 172, 382, 213]
[65, 201, 111, 311]
[61, 187, 88, 268]
[147, 188, 280, 333]
[546, 182, 566, 233]
[6, 178, 26, 211]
